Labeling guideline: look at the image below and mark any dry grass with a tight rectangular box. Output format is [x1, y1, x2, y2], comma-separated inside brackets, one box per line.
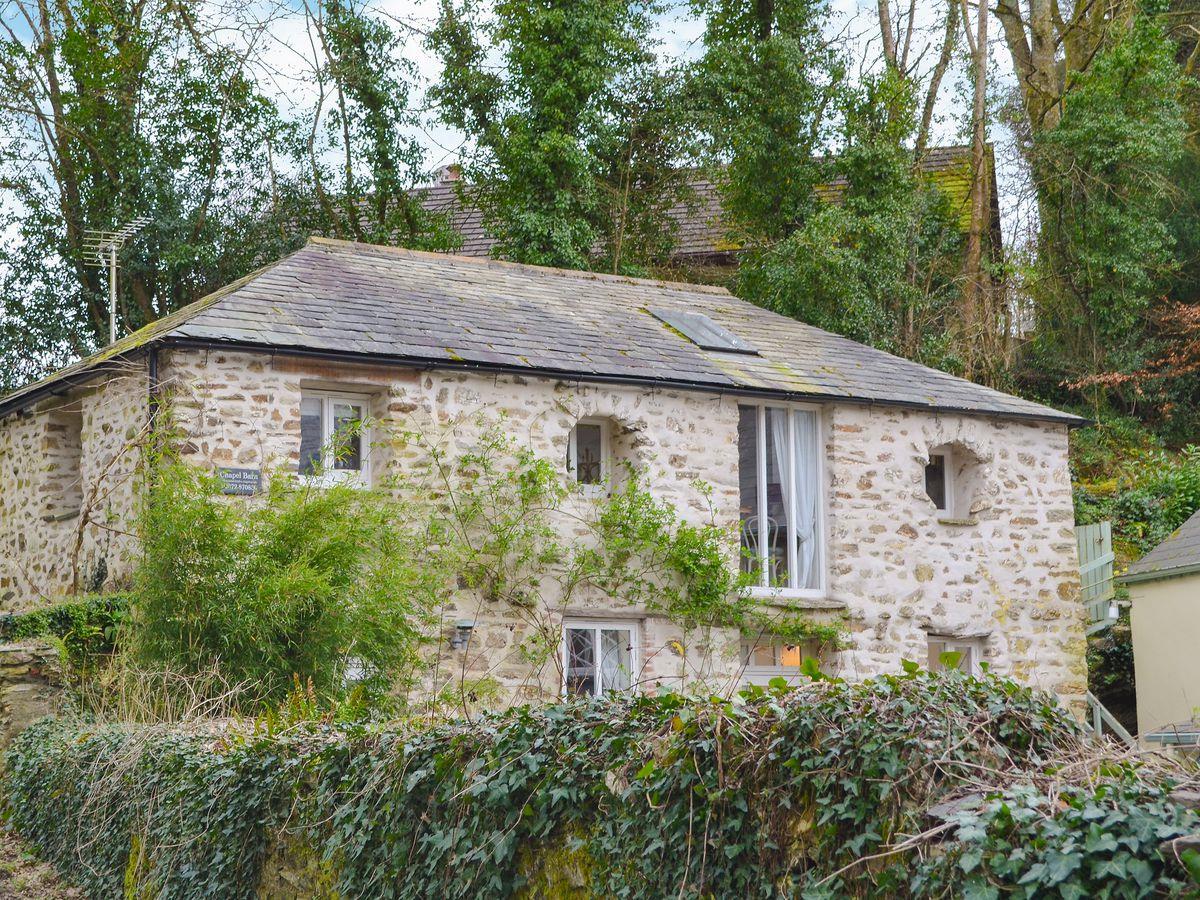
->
[0, 826, 79, 900]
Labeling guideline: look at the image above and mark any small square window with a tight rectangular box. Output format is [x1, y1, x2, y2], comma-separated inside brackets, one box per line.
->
[927, 636, 984, 675]
[740, 636, 817, 685]
[563, 619, 638, 698]
[925, 452, 949, 513]
[298, 392, 369, 484]
[568, 420, 608, 494]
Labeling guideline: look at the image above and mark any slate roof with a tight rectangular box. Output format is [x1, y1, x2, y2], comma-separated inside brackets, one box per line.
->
[1123, 509, 1200, 583]
[0, 237, 1083, 425]
[416, 146, 985, 261]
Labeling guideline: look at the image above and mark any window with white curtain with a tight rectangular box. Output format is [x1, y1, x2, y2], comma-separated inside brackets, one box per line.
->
[738, 404, 824, 594]
[562, 619, 638, 698]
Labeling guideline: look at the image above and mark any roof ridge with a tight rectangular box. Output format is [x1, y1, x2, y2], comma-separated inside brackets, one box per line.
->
[305, 236, 734, 296]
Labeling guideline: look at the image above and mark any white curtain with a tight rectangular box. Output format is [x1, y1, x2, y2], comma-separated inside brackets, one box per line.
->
[792, 410, 821, 589]
[600, 629, 631, 693]
[769, 410, 792, 585]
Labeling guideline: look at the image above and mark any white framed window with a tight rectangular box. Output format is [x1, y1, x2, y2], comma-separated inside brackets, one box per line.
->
[299, 391, 370, 485]
[567, 419, 608, 496]
[925, 450, 952, 515]
[738, 404, 825, 596]
[739, 636, 818, 685]
[562, 619, 638, 698]
[927, 636, 985, 675]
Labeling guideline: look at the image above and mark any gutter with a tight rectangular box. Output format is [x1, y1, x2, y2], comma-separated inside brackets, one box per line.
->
[1120, 562, 1200, 586]
[158, 336, 1090, 429]
[1144, 730, 1200, 746]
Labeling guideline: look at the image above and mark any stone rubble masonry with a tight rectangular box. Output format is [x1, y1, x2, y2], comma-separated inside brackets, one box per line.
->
[0, 346, 1087, 704]
[0, 364, 146, 606]
[0, 641, 61, 750]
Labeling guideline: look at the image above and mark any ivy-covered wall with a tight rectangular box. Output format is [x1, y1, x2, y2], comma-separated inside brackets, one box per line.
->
[5, 672, 1198, 899]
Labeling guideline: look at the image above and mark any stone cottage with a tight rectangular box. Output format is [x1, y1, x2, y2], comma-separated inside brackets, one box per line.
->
[0, 238, 1088, 703]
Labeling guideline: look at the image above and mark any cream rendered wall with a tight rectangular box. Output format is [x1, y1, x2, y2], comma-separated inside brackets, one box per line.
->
[1130, 574, 1200, 736]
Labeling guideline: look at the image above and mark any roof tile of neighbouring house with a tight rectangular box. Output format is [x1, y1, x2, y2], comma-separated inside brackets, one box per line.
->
[416, 146, 982, 260]
[0, 237, 1083, 425]
[1123, 509, 1200, 583]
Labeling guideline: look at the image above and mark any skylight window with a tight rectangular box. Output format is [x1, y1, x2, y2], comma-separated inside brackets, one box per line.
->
[648, 308, 758, 355]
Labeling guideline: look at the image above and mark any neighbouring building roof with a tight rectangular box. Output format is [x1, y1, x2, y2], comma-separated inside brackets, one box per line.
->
[0, 237, 1083, 425]
[417, 146, 996, 262]
[1122, 509, 1200, 584]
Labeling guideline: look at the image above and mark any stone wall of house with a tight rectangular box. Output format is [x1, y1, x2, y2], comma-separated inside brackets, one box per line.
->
[0, 346, 1086, 703]
[824, 403, 1087, 699]
[0, 364, 147, 609]
[157, 347, 1086, 702]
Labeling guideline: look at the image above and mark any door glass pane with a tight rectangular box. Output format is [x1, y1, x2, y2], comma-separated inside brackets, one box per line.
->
[765, 408, 789, 586]
[574, 423, 603, 485]
[599, 628, 632, 694]
[566, 628, 595, 697]
[737, 407, 761, 580]
[299, 397, 323, 476]
[332, 403, 363, 471]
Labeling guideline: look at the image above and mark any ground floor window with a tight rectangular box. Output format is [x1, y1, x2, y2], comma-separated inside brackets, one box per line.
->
[927, 636, 985, 675]
[563, 619, 638, 698]
[740, 636, 819, 684]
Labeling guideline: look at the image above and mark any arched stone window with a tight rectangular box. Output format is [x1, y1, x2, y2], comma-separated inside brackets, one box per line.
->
[923, 442, 987, 521]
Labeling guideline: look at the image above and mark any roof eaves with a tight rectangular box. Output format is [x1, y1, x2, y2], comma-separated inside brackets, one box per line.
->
[161, 335, 1089, 427]
[1121, 560, 1200, 585]
[0, 248, 301, 421]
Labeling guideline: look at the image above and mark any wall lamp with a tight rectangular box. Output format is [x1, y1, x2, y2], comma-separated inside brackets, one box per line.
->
[451, 619, 476, 651]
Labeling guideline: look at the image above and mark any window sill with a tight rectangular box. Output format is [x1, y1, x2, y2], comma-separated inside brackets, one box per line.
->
[937, 516, 978, 527]
[746, 588, 846, 612]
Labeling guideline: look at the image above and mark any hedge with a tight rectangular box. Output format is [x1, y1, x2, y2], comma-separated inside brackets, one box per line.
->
[5, 668, 1200, 898]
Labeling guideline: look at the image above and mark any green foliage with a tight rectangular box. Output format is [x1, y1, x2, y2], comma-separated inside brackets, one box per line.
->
[0, 594, 128, 651]
[0, 0, 454, 393]
[1072, 417, 1200, 556]
[429, 0, 686, 270]
[1029, 14, 1188, 390]
[131, 460, 439, 704]
[8, 670, 1198, 898]
[690, 0, 837, 245]
[709, 52, 965, 369]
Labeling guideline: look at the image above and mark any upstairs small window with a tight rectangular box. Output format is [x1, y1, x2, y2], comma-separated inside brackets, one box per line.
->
[299, 391, 369, 484]
[927, 636, 985, 675]
[925, 451, 950, 513]
[568, 419, 608, 495]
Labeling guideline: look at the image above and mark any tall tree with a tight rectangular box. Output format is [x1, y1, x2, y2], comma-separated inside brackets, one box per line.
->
[1026, 14, 1186, 392]
[0, 0, 287, 388]
[690, 0, 838, 247]
[429, 0, 687, 270]
[297, 0, 456, 250]
[734, 71, 965, 363]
